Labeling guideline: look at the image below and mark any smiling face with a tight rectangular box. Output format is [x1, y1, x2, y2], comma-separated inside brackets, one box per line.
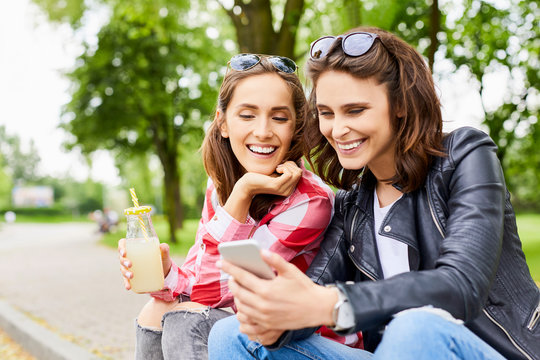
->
[220, 73, 295, 175]
[316, 70, 396, 180]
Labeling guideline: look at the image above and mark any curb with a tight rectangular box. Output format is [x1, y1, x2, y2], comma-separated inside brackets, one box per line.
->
[0, 299, 100, 360]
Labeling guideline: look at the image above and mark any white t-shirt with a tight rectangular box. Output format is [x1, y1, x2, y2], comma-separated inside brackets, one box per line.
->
[373, 190, 410, 278]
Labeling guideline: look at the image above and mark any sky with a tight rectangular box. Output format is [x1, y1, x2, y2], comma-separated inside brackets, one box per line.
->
[0, 1, 494, 186]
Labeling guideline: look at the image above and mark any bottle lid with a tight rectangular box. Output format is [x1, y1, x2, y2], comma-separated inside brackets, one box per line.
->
[124, 205, 152, 215]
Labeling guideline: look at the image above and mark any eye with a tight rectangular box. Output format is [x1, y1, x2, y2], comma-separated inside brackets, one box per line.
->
[348, 108, 366, 115]
[318, 110, 333, 118]
[273, 116, 289, 122]
[239, 113, 255, 119]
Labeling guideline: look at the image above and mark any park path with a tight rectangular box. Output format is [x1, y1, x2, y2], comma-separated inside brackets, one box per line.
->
[0, 222, 184, 359]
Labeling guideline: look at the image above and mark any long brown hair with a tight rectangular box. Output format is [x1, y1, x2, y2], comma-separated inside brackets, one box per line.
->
[304, 27, 445, 192]
[201, 57, 306, 220]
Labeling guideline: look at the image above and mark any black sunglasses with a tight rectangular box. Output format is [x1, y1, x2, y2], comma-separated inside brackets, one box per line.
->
[228, 53, 297, 74]
[310, 32, 380, 60]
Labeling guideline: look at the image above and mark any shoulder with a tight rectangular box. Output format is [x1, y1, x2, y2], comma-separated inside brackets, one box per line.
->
[439, 126, 498, 170]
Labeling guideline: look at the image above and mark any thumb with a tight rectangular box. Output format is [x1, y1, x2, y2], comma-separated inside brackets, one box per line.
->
[160, 243, 170, 259]
[261, 249, 294, 276]
[160, 243, 173, 275]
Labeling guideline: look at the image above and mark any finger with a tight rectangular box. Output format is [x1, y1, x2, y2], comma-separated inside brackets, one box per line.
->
[227, 276, 265, 310]
[221, 260, 267, 291]
[119, 264, 133, 279]
[159, 243, 170, 258]
[260, 250, 295, 276]
[118, 238, 126, 257]
[123, 276, 131, 290]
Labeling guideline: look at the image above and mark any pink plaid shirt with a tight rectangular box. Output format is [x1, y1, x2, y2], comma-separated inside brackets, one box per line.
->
[151, 166, 335, 308]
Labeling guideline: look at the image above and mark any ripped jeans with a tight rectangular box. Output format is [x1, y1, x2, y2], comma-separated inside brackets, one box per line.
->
[135, 298, 232, 360]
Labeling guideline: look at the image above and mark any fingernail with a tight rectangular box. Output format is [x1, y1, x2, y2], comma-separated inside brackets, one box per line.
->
[216, 260, 222, 268]
[126, 272, 132, 278]
[123, 261, 130, 268]
[261, 249, 271, 257]
[120, 249, 126, 257]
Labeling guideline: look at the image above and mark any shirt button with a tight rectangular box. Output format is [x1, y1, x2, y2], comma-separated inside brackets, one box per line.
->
[213, 216, 218, 221]
[200, 243, 204, 249]
[350, 245, 355, 253]
[384, 225, 392, 232]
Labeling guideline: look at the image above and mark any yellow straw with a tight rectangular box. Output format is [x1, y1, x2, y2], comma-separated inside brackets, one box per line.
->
[129, 187, 149, 241]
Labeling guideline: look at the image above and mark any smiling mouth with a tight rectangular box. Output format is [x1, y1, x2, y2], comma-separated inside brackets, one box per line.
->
[337, 139, 364, 151]
[248, 145, 277, 155]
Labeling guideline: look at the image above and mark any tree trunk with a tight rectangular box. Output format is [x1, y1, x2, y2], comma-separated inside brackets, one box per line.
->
[224, 0, 305, 59]
[428, 0, 440, 71]
[162, 152, 181, 243]
[150, 117, 182, 243]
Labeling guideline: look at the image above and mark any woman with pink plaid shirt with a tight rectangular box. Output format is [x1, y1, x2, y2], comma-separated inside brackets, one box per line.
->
[118, 54, 336, 360]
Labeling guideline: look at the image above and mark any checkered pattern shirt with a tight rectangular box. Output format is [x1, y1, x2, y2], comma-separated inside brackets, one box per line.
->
[151, 167, 334, 309]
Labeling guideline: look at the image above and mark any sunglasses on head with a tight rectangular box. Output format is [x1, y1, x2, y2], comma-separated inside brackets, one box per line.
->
[310, 32, 380, 60]
[228, 53, 298, 74]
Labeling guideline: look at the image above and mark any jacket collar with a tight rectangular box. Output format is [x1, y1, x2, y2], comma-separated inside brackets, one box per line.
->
[347, 171, 421, 277]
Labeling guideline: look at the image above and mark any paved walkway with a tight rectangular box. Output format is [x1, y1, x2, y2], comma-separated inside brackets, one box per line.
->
[0, 222, 184, 359]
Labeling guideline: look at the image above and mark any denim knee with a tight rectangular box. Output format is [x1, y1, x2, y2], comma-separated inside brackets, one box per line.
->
[209, 315, 240, 347]
[384, 306, 462, 343]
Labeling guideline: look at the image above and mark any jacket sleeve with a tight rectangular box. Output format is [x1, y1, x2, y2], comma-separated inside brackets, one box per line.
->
[337, 127, 506, 333]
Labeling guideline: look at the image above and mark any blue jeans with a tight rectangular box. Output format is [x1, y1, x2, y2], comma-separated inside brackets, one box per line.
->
[208, 307, 507, 360]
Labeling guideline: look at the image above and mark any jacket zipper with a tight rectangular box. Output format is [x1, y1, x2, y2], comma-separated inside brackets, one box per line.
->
[427, 185, 532, 358]
[426, 186, 445, 239]
[349, 209, 377, 281]
[527, 299, 540, 331]
[483, 309, 533, 360]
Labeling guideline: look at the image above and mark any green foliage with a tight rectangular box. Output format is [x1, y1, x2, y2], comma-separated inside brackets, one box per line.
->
[39, 176, 104, 214]
[444, 0, 539, 208]
[0, 126, 41, 183]
[32, 0, 87, 27]
[0, 154, 12, 209]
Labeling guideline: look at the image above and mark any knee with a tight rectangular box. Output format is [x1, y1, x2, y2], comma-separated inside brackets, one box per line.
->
[137, 298, 177, 329]
[384, 307, 461, 343]
[208, 316, 241, 349]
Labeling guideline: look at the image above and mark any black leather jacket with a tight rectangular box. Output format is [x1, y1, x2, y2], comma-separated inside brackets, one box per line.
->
[273, 127, 540, 359]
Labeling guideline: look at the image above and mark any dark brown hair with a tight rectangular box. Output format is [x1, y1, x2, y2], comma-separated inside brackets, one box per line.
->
[201, 58, 306, 220]
[304, 27, 444, 192]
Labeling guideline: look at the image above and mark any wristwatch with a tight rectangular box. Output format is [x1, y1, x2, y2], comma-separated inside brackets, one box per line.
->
[327, 285, 355, 331]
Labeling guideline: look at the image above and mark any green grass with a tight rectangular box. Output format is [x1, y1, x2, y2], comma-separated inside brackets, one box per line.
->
[516, 213, 540, 284]
[100, 216, 199, 256]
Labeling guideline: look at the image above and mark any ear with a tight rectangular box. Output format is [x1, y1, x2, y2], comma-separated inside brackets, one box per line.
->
[216, 110, 229, 138]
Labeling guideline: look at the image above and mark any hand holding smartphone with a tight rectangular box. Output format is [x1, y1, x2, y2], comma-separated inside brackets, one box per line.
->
[218, 240, 276, 279]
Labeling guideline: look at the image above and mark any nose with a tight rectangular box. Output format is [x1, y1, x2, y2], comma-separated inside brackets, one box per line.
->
[332, 116, 350, 139]
[253, 117, 273, 139]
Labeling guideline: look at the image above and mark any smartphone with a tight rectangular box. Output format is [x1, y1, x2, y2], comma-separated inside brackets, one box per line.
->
[218, 240, 276, 279]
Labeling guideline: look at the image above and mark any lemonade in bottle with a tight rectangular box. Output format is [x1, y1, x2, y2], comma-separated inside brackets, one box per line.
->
[124, 190, 164, 293]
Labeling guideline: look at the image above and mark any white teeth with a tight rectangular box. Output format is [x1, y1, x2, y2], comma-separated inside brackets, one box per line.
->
[337, 140, 363, 150]
[249, 145, 276, 154]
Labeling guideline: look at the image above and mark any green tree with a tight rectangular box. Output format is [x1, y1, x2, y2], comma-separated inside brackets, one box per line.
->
[0, 153, 13, 209]
[443, 0, 539, 207]
[0, 125, 41, 184]
[60, 0, 229, 242]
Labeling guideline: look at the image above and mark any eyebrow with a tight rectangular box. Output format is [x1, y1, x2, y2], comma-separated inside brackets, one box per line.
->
[236, 104, 292, 112]
[317, 102, 370, 109]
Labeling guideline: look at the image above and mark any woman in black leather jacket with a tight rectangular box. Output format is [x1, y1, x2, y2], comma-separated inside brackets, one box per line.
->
[208, 27, 540, 360]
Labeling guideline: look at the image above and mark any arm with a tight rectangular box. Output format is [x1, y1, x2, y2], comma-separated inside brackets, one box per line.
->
[222, 191, 353, 346]
[338, 128, 506, 332]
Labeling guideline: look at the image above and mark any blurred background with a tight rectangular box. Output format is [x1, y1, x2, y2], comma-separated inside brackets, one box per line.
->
[0, 0, 538, 358]
[3, 0, 538, 268]
[1, 0, 539, 290]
